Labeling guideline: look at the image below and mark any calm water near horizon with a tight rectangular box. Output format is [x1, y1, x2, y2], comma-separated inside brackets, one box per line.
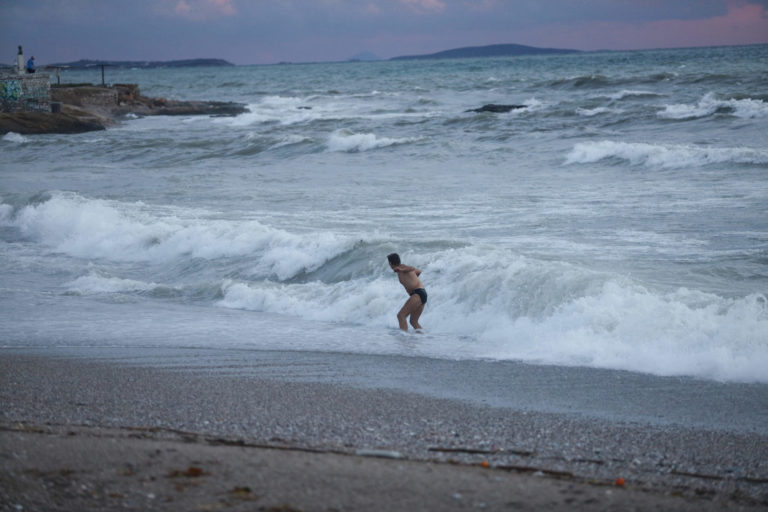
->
[2, 45, 767, 384]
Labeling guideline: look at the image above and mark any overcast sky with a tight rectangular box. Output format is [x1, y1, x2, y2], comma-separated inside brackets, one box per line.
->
[2, 0, 767, 65]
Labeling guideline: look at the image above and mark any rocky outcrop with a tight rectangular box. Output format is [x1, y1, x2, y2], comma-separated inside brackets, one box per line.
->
[51, 86, 118, 114]
[0, 83, 248, 135]
[0, 108, 107, 134]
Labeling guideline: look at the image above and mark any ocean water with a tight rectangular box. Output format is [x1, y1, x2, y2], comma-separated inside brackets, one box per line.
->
[1, 45, 767, 383]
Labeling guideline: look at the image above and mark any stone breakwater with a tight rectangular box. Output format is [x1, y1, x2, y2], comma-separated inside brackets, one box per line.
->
[0, 82, 248, 135]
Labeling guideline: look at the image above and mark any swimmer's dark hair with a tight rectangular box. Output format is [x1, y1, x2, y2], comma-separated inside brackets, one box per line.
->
[387, 253, 400, 266]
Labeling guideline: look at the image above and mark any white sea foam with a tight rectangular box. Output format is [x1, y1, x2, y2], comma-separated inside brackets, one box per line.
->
[659, 92, 768, 119]
[0, 202, 12, 221]
[9, 192, 354, 280]
[2, 132, 28, 143]
[269, 134, 314, 149]
[5, 193, 768, 383]
[217, 245, 768, 383]
[609, 90, 661, 100]
[227, 94, 413, 127]
[65, 273, 159, 294]
[575, 107, 618, 117]
[426, 249, 768, 382]
[326, 130, 418, 152]
[520, 97, 546, 112]
[227, 96, 320, 126]
[565, 140, 768, 169]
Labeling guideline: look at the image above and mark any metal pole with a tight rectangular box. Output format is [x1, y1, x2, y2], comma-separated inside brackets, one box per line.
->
[101, 64, 105, 86]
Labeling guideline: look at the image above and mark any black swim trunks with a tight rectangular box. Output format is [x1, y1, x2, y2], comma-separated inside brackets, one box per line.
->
[410, 288, 428, 305]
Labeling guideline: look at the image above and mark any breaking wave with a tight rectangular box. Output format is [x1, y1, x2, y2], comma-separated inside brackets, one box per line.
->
[326, 130, 420, 152]
[2, 132, 29, 143]
[218, 245, 768, 383]
[3, 191, 354, 281]
[2, 192, 767, 383]
[565, 140, 768, 169]
[659, 92, 768, 120]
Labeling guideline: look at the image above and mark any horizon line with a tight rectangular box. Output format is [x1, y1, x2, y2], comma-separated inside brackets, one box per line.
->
[8, 41, 766, 68]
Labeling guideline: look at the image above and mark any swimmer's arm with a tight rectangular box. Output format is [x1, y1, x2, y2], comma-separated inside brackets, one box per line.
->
[395, 264, 421, 276]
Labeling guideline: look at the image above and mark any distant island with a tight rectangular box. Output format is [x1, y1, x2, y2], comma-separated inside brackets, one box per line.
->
[348, 51, 381, 62]
[391, 43, 580, 61]
[46, 58, 234, 69]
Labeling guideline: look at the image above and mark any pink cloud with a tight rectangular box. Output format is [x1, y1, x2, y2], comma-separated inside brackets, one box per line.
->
[641, 2, 768, 48]
[514, 1, 768, 50]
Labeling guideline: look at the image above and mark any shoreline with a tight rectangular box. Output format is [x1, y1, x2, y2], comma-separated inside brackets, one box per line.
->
[1, 349, 766, 510]
[4, 345, 766, 433]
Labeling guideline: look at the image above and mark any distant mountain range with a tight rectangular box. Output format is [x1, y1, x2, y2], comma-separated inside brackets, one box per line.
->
[391, 43, 580, 60]
[47, 58, 234, 69]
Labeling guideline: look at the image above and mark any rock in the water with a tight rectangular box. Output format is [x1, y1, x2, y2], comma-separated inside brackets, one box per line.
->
[466, 104, 526, 113]
[113, 97, 248, 117]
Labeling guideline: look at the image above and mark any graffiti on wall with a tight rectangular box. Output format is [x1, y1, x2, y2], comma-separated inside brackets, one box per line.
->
[0, 80, 21, 101]
[1, 74, 50, 112]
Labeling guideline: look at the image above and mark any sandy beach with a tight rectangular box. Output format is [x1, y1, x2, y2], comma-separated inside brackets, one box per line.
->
[1, 348, 766, 511]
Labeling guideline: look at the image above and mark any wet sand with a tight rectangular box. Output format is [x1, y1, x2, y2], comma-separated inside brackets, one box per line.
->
[1, 348, 767, 511]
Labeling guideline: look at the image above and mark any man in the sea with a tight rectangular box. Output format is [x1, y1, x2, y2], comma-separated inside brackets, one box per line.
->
[387, 253, 427, 331]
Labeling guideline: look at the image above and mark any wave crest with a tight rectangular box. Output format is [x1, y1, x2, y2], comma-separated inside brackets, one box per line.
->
[565, 140, 768, 169]
[2, 132, 28, 143]
[659, 92, 768, 120]
[326, 130, 420, 152]
[218, 245, 768, 382]
[5, 192, 355, 280]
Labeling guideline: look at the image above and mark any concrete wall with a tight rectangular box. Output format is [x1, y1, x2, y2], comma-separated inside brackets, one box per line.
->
[0, 72, 51, 113]
[50, 86, 118, 110]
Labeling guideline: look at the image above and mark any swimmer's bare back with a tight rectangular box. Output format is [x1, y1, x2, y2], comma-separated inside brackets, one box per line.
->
[393, 264, 423, 293]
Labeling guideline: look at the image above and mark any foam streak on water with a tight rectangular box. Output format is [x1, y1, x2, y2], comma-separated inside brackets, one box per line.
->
[1, 45, 767, 383]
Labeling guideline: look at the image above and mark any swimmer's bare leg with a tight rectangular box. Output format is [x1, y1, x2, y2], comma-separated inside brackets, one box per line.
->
[397, 294, 422, 331]
[409, 303, 425, 330]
